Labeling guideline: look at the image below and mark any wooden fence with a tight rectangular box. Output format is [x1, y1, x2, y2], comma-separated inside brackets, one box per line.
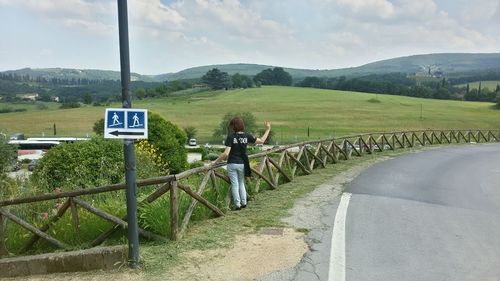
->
[0, 129, 498, 257]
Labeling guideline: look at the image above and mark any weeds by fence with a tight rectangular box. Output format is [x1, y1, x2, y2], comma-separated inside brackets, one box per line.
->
[0, 129, 498, 257]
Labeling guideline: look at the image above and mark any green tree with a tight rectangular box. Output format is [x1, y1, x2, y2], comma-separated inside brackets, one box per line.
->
[231, 73, 254, 88]
[183, 126, 197, 140]
[135, 88, 146, 99]
[232, 73, 243, 88]
[254, 67, 292, 86]
[212, 112, 258, 141]
[83, 93, 92, 104]
[272, 67, 292, 86]
[202, 68, 232, 90]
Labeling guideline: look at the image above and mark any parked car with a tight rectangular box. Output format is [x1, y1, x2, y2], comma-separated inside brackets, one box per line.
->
[28, 159, 38, 172]
[10, 133, 24, 140]
[188, 138, 197, 146]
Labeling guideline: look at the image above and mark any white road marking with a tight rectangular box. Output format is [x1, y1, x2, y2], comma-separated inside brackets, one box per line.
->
[328, 192, 352, 281]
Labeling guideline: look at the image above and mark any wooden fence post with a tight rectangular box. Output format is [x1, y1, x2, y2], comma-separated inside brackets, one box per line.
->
[170, 180, 179, 241]
[69, 198, 80, 236]
[0, 212, 6, 257]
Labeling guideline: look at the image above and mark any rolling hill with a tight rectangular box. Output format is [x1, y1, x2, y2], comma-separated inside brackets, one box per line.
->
[3, 53, 500, 82]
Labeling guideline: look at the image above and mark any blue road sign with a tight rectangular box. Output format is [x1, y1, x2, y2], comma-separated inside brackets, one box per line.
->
[104, 108, 148, 139]
[106, 110, 125, 129]
[127, 111, 145, 129]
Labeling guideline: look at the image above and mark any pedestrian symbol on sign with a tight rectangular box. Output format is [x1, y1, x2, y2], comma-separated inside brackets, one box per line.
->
[127, 111, 145, 129]
[106, 110, 125, 129]
[112, 113, 122, 126]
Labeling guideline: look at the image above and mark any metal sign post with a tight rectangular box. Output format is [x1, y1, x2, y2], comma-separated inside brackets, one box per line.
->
[117, 0, 140, 269]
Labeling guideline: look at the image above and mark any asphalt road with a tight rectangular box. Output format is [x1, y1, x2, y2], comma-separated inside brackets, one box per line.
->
[336, 144, 500, 281]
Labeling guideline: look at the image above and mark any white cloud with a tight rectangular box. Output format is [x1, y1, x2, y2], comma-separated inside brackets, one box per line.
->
[336, 0, 395, 20]
[129, 0, 186, 31]
[459, 0, 498, 22]
[2, 0, 500, 73]
[0, 0, 113, 19]
[394, 0, 438, 21]
[64, 19, 114, 36]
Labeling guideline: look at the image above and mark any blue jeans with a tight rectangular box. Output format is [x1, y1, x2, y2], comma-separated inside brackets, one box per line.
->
[227, 163, 247, 208]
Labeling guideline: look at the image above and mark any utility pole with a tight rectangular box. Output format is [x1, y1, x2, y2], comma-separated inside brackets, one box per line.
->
[117, 0, 139, 269]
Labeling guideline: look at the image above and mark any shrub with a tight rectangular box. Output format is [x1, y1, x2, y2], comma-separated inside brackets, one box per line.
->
[31, 138, 123, 191]
[31, 137, 163, 192]
[205, 153, 219, 161]
[0, 138, 17, 174]
[189, 160, 205, 169]
[59, 102, 81, 109]
[147, 112, 188, 173]
[92, 112, 188, 173]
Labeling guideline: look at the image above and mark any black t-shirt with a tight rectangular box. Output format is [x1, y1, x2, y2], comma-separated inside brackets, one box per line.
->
[224, 132, 257, 164]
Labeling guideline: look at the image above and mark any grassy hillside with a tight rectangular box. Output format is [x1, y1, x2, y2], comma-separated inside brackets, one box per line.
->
[1, 86, 499, 143]
[456, 80, 500, 90]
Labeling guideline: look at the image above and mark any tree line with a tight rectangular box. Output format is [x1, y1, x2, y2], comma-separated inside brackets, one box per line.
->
[296, 73, 500, 103]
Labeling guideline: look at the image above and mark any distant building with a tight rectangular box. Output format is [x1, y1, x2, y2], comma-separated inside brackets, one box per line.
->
[192, 83, 208, 89]
[16, 93, 39, 101]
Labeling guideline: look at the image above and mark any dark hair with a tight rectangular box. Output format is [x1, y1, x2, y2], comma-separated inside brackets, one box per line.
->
[229, 117, 245, 132]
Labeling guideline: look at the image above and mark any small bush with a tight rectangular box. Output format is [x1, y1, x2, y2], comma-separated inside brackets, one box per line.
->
[36, 103, 48, 110]
[189, 160, 205, 169]
[367, 98, 381, 103]
[31, 137, 163, 192]
[59, 103, 81, 109]
[92, 112, 188, 173]
[148, 112, 188, 173]
[205, 153, 219, 161]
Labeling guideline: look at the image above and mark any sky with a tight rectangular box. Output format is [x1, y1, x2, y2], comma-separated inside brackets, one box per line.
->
[0, 0, 499, 75]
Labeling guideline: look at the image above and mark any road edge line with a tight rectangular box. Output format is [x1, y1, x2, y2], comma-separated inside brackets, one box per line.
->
[328, 192, 352, 281]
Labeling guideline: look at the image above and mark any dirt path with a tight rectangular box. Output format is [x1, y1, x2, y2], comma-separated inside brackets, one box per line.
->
[164, 228, 307, 281]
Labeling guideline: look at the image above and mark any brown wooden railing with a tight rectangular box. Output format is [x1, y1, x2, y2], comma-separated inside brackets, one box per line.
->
[0, 129, 498, 257]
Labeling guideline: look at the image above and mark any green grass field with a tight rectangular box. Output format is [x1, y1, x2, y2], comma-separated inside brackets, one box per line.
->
[456, 80, 500, 90]
[1, 86, 499, 143]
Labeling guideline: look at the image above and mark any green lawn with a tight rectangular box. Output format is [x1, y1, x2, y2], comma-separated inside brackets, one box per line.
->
[1, 86, 499, 143]
[456, 80, 500, 90]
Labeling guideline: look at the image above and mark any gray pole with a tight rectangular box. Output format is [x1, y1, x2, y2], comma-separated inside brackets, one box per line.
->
[117, 0, 139, 269]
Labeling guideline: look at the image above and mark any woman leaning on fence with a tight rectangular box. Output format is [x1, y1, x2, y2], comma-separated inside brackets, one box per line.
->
[213, 117, 271, 210]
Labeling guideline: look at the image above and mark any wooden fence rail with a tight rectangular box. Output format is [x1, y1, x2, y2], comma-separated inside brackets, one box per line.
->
[0, 129, 498, 257]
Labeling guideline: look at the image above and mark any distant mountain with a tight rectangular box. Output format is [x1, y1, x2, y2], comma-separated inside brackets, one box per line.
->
[152, 53, 500, 81]
[1, 67, 153, 82]
[3, 53, 500, 82]
[354, 53, 500, 75]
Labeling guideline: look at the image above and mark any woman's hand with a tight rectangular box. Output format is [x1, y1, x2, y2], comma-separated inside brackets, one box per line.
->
[264, 121, 271, 131]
